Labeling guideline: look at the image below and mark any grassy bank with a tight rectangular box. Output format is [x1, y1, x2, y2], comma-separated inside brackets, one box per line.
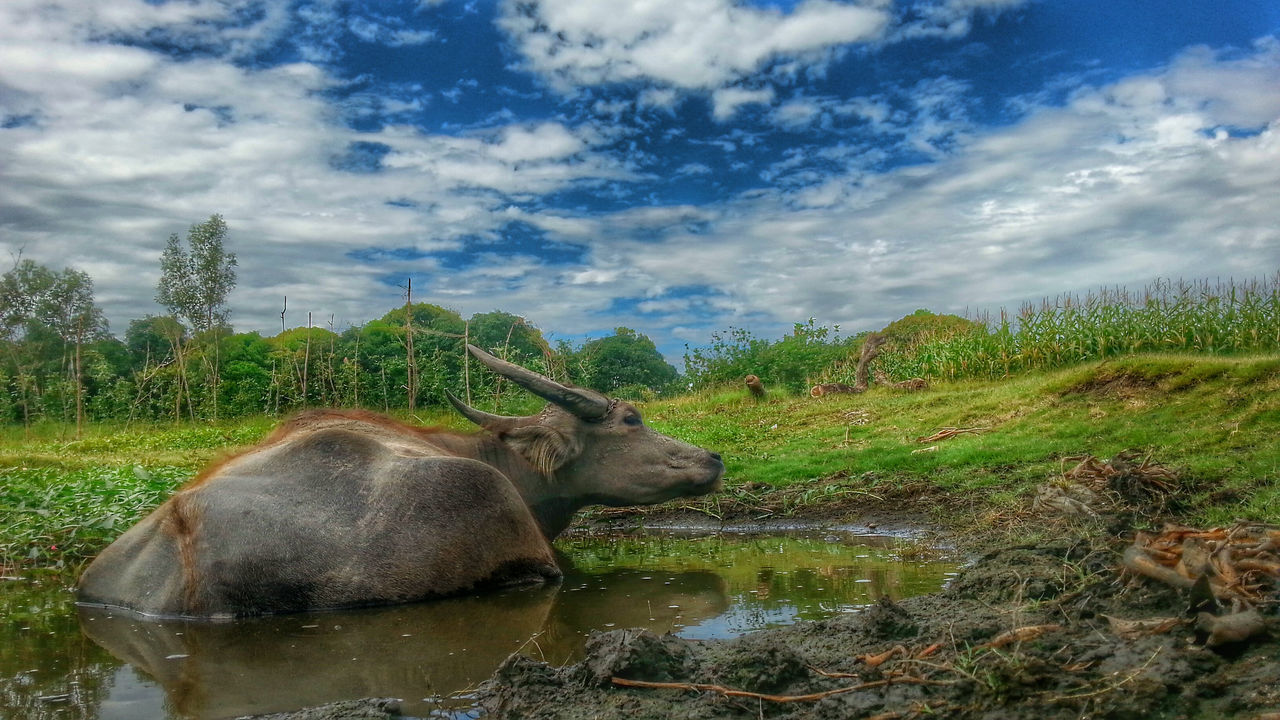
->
[2, 353, 1278, 569]
[644, 353, 1280, 529]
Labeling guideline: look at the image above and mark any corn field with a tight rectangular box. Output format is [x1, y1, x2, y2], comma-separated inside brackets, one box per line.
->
[874, 275, 1280, 381]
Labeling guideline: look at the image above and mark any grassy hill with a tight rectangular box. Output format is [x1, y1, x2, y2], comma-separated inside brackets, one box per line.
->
[2, 353, 1278, 568]
[643, 354, 1280, 530]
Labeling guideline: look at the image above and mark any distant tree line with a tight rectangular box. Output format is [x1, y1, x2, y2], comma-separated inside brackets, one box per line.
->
[0, 216, 679, 430]
[10, 216, 1272, 430]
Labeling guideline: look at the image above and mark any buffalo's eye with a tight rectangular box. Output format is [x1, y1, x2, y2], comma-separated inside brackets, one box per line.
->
[623, 414, 643, 427]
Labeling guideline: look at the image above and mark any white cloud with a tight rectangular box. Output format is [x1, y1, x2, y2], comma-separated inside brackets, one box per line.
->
[712, 87, 776, 121]
[0, 1, 633, 335]
[489, 123, 587, 162]
[348, 15, 436, 46]
[506, 40, 1280, 343]
[638, 88, 681, 112]
[676, 163, 713, 176]
[894, 0, 1028, 41]
[1, 0, 1276, 365]
[498, 0, 890, 91]
[772, 98, 824, 128]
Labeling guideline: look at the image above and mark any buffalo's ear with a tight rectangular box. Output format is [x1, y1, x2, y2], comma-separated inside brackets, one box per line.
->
[499, 425, 582, 475]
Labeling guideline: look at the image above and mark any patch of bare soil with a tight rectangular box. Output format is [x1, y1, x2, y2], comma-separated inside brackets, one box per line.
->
[480, 530, 1280, 720]
[1062, 370, 1161, 400]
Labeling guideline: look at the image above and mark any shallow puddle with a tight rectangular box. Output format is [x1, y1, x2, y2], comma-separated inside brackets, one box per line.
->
[1, 530, 958, 719]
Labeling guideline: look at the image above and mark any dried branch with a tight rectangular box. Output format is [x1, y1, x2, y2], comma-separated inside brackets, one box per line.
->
[611, 674, 939, 703]
[915, 427, 989, 443]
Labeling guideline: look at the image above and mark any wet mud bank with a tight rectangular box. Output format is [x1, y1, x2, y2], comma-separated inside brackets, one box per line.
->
[479, 534, 1279, 720]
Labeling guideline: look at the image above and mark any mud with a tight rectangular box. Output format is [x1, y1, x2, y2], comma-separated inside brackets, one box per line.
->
[246, 529, 1277, 720]
[478, 535, 1279, 720]
[238, 698, 403, 720]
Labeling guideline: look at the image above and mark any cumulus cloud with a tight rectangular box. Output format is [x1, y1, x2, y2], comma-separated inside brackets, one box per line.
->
[1, 0, 1276, 365]
[499, 0, 1031, 123]
[498, 0, 890, 91]
[497, 40, 1280, 345]
[0, 1, 635, 333]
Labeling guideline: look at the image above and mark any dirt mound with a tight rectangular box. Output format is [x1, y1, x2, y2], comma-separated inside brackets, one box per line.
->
[479, 536, 1280, 719]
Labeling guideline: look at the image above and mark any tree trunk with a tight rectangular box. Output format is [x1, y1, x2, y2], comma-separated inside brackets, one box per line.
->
[301, 312, 312, 407]
[353, 328, 361, 408]
[381, 363, 389, 413]
[166, 325, 195, 422]
[854, 333, 887, 391]
[404, 279, 416, 412]
[211, 328, 221, 421]
[74, 318, 84, 438]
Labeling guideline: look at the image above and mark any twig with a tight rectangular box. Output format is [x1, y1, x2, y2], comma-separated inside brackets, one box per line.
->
[808, 665, 860, 679]
[611, 675, 937, 703]
[978, 624, 1062, 650]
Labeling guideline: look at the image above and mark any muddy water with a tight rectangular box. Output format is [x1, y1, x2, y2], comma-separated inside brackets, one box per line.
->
[1, 530, 957, 720]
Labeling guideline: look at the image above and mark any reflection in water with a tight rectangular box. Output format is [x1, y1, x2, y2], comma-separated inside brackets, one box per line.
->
[2, 531, 957, 720]
[78, 568, 729, 719]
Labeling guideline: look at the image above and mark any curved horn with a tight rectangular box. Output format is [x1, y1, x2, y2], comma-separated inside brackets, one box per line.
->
[445, 390, 523, 431]
[465, 344, 609, 420]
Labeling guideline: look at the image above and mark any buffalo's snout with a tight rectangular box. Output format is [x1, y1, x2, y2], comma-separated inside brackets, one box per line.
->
[690, 450, 725, 495]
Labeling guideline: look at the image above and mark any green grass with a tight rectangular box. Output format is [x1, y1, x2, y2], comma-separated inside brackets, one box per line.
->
[2, 354, 1277, 569]
[645, 354, 1280, 527]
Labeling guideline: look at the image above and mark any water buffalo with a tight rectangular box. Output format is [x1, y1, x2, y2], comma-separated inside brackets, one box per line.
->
[77, 345, 724, 618]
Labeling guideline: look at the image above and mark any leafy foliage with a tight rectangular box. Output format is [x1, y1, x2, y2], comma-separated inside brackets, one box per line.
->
[570, 327, 677, 395]
[155, 214, 237, 332]
[683, 318, 854, 393]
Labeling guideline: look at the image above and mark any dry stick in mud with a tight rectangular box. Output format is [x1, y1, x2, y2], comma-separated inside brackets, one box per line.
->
[610, 674, 948, 704]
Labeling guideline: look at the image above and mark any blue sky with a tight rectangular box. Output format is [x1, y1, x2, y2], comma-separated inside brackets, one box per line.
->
[2, 0, 1279, 362]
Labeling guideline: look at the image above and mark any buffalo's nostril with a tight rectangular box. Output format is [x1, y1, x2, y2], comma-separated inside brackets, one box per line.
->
[709, 452, 722, 462]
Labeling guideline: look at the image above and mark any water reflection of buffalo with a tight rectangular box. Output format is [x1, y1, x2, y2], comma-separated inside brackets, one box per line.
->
[79, 569, 728, 719]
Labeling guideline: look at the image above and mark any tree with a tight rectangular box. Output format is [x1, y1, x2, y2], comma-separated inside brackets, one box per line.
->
[0, 260, 106, 432]
[468, 311, 552, 409]
[377, 302, 466, 408]
[125, 316, 185, 370]
[878, 309, 982, 346]
[468, 311, 550, 362]
[576, 328, 677, 395]
[155, 214, 238, 419]
[0, 261, 54, 427]
[156, 215, 238, 332]
[42, 268, 106, 435]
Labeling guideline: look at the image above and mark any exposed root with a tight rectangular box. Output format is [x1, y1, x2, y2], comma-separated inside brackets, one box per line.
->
[1123, 522, 1280, 607]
